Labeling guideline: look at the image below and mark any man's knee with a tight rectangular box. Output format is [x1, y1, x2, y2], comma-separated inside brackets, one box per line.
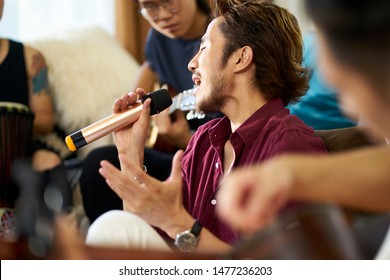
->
[85, 210, 170, 251]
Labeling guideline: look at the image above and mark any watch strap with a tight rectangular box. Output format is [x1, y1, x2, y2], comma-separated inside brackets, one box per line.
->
[190, 220, 202, 237]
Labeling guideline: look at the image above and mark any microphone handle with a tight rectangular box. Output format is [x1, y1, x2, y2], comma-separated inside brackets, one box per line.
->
[84, 102, 142, 143]
[66, 102, 142, 151]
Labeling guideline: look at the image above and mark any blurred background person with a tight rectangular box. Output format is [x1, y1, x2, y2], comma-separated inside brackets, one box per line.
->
[217, 0, 390, 259]
[288, 31, 357, 130]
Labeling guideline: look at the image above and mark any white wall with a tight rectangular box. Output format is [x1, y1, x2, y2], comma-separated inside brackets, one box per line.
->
[0, 0, 115, 41]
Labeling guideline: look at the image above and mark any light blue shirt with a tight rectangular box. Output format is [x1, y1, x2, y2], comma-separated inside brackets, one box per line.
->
[288, 32, 356, 130]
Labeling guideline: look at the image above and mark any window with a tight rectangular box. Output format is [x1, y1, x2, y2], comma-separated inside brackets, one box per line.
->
[0, 0, 115, 41]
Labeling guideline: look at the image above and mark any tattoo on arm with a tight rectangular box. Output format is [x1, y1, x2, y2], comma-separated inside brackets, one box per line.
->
[31, 53, 49, 95]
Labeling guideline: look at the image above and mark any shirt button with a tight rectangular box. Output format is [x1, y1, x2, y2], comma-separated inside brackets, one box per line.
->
[215, 162, 219, 169]
[211, 199, 217, 205]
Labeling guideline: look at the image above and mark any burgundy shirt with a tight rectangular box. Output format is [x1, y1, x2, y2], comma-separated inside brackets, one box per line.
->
[181, 98, 327, 244]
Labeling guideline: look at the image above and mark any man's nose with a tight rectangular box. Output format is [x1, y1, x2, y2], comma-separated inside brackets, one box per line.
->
[188, 53, 199, 72]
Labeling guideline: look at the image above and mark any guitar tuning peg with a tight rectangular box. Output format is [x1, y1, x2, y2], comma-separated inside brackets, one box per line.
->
[186, 110, 206, 120]
[186, 110, 196, 120]
[196, 111, 206, 119]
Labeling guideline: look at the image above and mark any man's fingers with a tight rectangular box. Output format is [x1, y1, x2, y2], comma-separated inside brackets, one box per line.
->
[169, 150, 183, 182]
[138, 97, 151, 127]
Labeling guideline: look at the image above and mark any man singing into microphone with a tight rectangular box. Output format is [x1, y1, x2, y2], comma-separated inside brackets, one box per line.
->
[85, 0, 326, 252]
[79, 0, 218, 225]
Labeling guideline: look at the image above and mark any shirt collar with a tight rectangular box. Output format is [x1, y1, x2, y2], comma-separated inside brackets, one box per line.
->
[235, 98, 286, 146]
[208, 98, 286, 148]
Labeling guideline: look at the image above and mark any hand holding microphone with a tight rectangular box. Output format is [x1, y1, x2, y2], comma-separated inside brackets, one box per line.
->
[65, 89, 172, 152]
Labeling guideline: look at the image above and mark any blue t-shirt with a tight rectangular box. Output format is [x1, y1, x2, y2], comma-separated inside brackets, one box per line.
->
[145, 28, 222, 131]
[288, 32, 356, 130]
[145, 28, 200, 93]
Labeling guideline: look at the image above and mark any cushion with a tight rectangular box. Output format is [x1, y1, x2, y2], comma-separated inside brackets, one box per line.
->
[29, 26, 140, 158]
[314, 127, 375, 153]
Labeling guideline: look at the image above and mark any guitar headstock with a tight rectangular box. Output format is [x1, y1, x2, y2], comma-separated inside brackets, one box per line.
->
[170, 88, 205, 120]
[186, 110, 205, 120]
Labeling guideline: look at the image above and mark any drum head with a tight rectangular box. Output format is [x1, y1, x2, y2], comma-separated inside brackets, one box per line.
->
[0, 102, 30, 113]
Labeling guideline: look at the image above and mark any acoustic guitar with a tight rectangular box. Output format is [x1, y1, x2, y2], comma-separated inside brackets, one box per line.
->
[145, 87, 205, 152]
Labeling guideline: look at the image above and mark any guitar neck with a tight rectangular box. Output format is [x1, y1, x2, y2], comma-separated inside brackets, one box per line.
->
[169, 89, 196, 114]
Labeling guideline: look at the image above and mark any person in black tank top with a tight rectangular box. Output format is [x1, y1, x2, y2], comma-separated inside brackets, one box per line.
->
[0, 31, 73, 229]
[0, 40, 29, 105]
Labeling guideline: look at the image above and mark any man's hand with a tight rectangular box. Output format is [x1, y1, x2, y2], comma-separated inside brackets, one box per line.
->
[154, 109, 191, 150]
[112, 88, 151, 167]
[98, 150, 190, 234]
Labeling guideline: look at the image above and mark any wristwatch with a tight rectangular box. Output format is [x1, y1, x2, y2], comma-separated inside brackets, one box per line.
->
[174, 220, 203, 252]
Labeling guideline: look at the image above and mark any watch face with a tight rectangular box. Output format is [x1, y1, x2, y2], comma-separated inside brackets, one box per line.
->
[175, 232, 197, 252]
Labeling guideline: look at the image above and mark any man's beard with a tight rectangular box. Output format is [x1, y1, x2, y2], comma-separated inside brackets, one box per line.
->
[198, 71, 228, 112]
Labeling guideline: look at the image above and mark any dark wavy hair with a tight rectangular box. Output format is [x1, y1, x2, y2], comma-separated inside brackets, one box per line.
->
[210, 0, 310, 105]
[305, 0, 390, 101]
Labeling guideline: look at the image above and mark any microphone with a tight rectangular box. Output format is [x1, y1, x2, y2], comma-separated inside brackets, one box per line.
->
[65, 89, 172, 151]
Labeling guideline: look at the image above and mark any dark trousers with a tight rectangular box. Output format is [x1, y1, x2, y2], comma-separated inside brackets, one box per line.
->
[79, 146, 174, 223]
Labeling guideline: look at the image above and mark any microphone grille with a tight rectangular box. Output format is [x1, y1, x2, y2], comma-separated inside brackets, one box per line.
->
[142, 89, 172, 115]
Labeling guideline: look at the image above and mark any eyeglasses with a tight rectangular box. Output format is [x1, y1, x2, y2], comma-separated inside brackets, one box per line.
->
[140, 0, 181, 21]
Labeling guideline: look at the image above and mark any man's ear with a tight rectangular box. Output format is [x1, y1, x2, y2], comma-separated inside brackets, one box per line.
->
[233, 46, 254, 71]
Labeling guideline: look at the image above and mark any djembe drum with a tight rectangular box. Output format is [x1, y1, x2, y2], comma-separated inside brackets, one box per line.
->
[0, 102, 34, 237]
